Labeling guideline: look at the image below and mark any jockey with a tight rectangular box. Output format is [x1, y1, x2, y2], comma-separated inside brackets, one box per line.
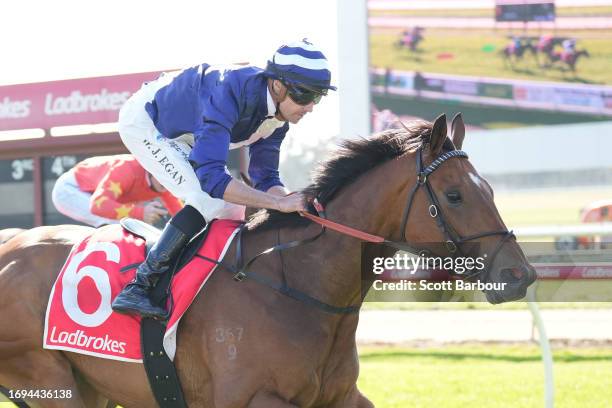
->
[562, 38, 576, 55]
[402, 29, 411, 45]
[112, 39, 336, 318]
[511, 36, 522, 52]
[538, 34, 553, 50]
[51, 155, 182, 227]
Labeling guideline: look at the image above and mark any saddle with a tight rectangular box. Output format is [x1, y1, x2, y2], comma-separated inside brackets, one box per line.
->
[121, 218, 161, 252]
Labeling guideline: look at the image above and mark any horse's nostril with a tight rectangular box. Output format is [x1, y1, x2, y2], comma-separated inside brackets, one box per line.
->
[501, 268, 523, 282]
[511, 268, 524, 280]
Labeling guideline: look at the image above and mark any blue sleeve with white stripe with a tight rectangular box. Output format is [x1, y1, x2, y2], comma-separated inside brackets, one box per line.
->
[191, 73, 243, 199]
[248, 124, 288, 192]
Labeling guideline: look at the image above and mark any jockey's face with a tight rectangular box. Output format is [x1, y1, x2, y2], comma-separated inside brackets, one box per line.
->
[270, 80, 315, 124]
[278, 93, 315, 124]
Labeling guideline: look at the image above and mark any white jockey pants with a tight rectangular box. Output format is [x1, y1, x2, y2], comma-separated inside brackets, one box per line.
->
[51, 170, 119, 227]
[118, 76, 245, 222]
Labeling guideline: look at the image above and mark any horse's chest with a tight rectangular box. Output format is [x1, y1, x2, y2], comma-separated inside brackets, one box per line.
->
[266, 345, 359, 407]
[195, 292, 360, 405]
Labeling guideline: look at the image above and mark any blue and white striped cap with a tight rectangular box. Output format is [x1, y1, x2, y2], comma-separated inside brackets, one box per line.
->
[265, 38, 336, 91]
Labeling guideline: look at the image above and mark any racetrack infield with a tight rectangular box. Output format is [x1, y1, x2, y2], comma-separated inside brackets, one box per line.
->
[494, 186, 612, 227]
[370, 27, 612, 85]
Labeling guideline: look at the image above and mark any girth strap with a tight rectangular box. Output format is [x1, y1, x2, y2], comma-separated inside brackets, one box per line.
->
[234, 265, 360, 315]
[141, 318, 188, 408]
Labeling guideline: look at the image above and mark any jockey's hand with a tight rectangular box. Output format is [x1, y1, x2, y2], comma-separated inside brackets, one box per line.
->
[223, 179, 306, 213]
[143, 201, 168, 224]
[276, 192, 307, 213]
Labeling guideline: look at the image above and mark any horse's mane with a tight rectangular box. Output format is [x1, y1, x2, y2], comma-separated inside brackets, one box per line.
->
[247, 120, 447, 231]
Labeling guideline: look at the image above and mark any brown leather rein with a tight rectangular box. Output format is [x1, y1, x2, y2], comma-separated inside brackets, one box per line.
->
[300, 200, 385, 243]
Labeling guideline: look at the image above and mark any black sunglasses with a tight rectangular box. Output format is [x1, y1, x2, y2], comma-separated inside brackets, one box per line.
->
[285, 84, 327, 106]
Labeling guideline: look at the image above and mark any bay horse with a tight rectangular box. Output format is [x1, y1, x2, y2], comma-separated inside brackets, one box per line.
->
[535, 36, 562, 67]
[550, 49, 590, 72]
[395, 27, 424, 52]
[0, 114, 536, 407]
[501, 40, 536, 68]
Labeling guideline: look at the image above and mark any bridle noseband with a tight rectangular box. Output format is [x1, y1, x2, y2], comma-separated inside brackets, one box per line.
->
[396, 147, 515, 279]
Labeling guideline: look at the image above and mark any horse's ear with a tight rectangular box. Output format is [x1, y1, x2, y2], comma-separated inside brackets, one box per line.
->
[450, 112, 465, 150]
[430, 113, 447, 155]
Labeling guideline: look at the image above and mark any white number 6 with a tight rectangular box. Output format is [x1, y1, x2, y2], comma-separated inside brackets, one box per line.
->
[61, 242, 120, 327]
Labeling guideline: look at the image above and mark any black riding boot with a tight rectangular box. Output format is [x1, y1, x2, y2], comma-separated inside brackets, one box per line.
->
[112, 223, 189, 319]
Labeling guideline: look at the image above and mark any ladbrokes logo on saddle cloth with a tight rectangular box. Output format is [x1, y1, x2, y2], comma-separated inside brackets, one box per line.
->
[43, 221, 241, 363]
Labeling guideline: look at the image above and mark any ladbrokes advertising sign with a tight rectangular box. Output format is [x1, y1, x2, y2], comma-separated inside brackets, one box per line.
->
[0, 71, 165, 131]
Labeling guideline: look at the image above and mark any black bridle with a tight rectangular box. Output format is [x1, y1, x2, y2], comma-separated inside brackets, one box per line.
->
[397, 147, 515, 280]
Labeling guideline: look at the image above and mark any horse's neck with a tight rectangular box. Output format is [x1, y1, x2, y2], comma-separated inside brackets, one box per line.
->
[286, 156, 412, 312]
[334, 155, 412, 236]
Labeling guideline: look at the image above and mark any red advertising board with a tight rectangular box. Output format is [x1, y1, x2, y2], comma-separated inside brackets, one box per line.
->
[0, 71, 166, 131]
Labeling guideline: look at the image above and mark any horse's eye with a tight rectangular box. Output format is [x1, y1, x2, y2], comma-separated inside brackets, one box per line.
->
[446, 191, 462, 205]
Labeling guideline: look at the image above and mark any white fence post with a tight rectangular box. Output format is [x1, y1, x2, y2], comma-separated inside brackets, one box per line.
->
[527, 285, 555, 408]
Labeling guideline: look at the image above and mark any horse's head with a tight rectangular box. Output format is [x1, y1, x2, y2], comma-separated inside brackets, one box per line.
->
[273, 115, 535, 304]
[398, 114, 536, 303]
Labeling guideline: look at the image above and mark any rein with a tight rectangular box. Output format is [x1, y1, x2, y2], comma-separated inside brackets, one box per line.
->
[299, 201, 423, 254]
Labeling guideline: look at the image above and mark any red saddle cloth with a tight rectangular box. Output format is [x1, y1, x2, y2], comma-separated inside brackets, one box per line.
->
[43, 220, 241, 362]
